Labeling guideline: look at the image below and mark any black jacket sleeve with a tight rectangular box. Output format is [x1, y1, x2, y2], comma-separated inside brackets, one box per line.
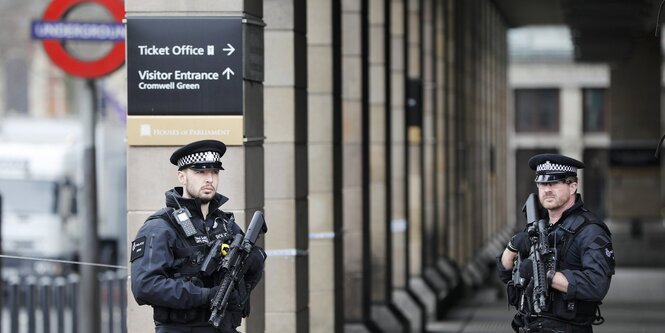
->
[496, 254, 513, 284]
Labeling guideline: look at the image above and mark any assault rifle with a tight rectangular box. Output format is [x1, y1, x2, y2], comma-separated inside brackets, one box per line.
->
[201, 211, 267, 330]
[512, 193, 556, 314]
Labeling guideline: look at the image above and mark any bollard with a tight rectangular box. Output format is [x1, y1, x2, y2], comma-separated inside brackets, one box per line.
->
[55, 276, 66, 333]
[40, 275, 52, 333]
[118, 271, 127, 333]
[9, 276, 19, 333]
[100, 270, 115, 333]
[25, 275, 38, 333]
[0, 271, 127, 333]
[69, 273, 80, 333]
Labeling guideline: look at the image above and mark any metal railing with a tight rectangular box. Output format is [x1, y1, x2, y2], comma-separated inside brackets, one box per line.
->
[1, 270, 126, 333]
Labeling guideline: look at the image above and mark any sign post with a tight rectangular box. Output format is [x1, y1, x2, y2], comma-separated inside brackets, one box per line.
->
[126, 16, 262, 146]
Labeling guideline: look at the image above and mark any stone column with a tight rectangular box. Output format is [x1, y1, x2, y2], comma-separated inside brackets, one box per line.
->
[423, 0, 450, 304]
[434, 0, 447, 261]
[445, 0, 459, 261]
[367, 0, 408, 331]
[368, 1, 388, 307]
[306, 0, 341, 332]
[341, 0, 376, 331]
[421, 0, 436, 272]
[406, 0, 438, 321]
[390, 0, 425, 331]
[607, 32, 663, 223]
[263, 0, 309, 332]
[125, 2, 265, 333]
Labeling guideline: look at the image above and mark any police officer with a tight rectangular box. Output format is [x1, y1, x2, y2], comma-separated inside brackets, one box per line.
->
[130, 140, 266, 333]
[497, 154, 615, 333]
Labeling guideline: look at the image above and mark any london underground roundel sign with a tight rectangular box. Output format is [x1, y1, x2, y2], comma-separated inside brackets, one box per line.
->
[37, 0, 125, 78]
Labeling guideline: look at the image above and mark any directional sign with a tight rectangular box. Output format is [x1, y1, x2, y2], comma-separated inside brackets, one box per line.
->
[126, 17, 243, 116]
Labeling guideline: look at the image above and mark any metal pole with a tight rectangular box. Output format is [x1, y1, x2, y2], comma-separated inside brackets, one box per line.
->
[78, 78, 101, 333]
[105, 271, 115, 333]
[0, 194, 3, 331]
[9, 277, 19, 333]
[41, 276, 51, 333]
[118, 271, 127, 333]
[56, 277, 66, 333]
[26, 276, 37, 333]
[69, 274, 80, 333]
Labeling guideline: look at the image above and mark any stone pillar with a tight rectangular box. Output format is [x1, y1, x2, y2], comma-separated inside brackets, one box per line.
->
[368, 1, 388, 306]
[419, 0, 449, 319]
[421, 0, 436, 272]
[390, 0, 425, 331]
[366, 0, 408, 331]
[306, 0, 341, 332]
[445, 0, 459, 261]
[263, 0, 309, 332]
[405, 0, 438, 321]
[434, 0, 447, 261]
[341, 0, 375, 331]
[125, 2, 265, 333]
[559, 87, 583, 158]
[607, 33, 661, 266]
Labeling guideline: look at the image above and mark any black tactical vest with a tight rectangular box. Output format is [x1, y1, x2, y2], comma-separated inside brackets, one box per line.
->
[146, 207, 240, 325]
[546, 209, 612, 325]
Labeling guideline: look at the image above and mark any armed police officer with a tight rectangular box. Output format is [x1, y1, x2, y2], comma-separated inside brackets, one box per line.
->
[497, 154, 615, 333]
[130, 140, 266, 333]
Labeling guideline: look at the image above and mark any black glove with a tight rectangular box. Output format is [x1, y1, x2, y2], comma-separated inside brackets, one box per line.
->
[519, 258, 533, 281]
[217, 310, 242, 333]
[244, 246, 266, 290]
[508, 231, 530, 258]
[207, 285, 220, 304]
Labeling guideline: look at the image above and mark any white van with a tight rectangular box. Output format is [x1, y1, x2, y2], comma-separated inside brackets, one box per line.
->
[0, 118, 81, 273]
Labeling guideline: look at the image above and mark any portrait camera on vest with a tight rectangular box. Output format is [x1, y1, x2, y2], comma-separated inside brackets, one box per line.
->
[168, 140, 227, 237]
[528, 153, 584, 184]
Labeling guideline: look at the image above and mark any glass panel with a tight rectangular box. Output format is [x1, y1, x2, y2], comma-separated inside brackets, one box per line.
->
[514, 88, 560, 132]
[582, 88, 607, 132]
[0, 179, 58, 214]
[582, 148, 608, 220]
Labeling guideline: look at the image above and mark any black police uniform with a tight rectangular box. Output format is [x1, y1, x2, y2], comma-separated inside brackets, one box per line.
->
[498, 195, 615, 332]
[130, 140, 265, 333]
[497, 154, 615, 333]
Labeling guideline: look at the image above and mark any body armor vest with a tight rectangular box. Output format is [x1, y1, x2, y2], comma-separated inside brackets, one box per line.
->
[546, 209, 611, 325]
[146, 207, 238, 325]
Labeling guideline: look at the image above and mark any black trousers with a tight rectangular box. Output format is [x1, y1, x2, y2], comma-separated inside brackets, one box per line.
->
[155, 325, 217, 333]
[513, 316, 593, 333]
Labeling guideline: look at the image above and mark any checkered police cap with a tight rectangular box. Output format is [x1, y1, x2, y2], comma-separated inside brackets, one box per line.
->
[169, 140, 226, 171]
[536, 161, 578, 174]
[528, 153, 584, 183]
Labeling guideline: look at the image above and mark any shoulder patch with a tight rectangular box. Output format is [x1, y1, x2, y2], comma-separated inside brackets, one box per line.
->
[130, 236, 147, 262]
[592, 235, 609, 248]
[589, 235, 615, 273]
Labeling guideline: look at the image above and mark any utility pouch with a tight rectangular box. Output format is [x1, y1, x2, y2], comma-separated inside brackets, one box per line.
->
[507, 281, 520, 307]
[552, 299, 577, 321]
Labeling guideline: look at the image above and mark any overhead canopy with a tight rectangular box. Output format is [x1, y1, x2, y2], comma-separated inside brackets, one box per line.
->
[493, 0, 662, 62]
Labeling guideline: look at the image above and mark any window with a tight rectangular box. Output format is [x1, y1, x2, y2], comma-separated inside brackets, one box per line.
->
[582, 88, 607, 132]
[514, 88, 560, 132]
[582, 149, 607, 220]
[0, 179, 59, 214]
